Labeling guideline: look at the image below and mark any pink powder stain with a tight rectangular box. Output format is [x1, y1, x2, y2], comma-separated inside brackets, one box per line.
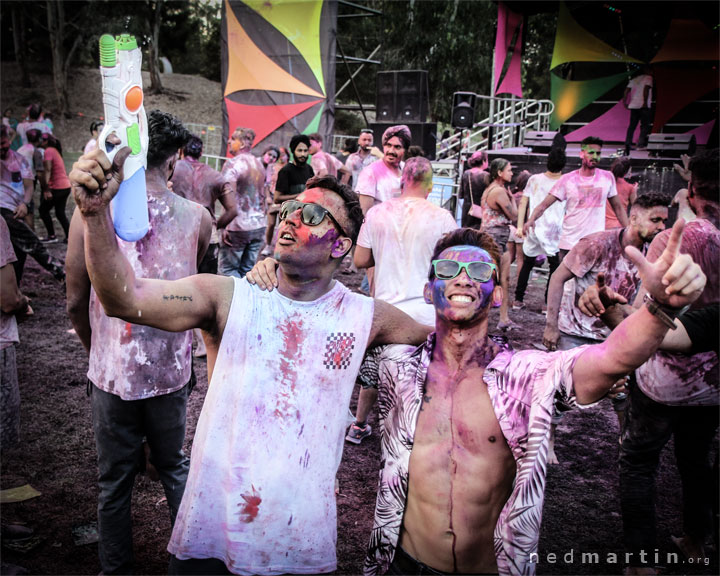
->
[239, 485, 262, 523]
[275, 318, 304, 420]
[121, 322, 133, 344]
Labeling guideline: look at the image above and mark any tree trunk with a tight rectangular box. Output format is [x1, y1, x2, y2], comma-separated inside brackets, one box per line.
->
[148, 0, 164, 94]
[11, 5, 31, 87]
[46, 0, 71, 117]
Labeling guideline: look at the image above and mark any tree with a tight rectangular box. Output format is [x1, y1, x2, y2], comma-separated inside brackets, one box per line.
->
[10, 4, 31, 87]
[46, 0, 86, 117]
[146, 0, 164, 94]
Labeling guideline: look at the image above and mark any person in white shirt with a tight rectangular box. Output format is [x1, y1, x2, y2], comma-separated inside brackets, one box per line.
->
[623, 66, 653, 154]
[347, 157, 457, 444]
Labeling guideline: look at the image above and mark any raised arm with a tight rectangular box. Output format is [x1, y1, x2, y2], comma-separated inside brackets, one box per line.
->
[69, 147, 234, 336]
[572, 220, 706, 404]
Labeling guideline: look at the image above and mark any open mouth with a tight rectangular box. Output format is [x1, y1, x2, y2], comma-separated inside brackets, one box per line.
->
[277, 230, 296, 245]
[448, 294, 474, 303]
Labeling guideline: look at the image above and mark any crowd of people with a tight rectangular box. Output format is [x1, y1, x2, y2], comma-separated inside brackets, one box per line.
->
[1, 103, 717, 576]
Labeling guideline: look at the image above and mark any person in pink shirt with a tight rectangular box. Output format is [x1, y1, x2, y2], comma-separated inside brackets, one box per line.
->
[524, 136, 629, 261]
[356, 125, 410, 215]
[38, 133, 71, 243]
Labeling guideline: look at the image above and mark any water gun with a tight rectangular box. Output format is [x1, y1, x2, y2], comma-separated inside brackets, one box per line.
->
[98, 33, 149, 241]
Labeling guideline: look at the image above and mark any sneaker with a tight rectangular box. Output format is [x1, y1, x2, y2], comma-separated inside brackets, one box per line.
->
[345, 422, 372, 444]
[40, 236, 58, 244]
[512, 301, 526, 311]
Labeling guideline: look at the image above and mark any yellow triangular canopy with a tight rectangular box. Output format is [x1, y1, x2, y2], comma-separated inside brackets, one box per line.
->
[551, 2, 641, 69]
[224, 0, 324, 98]
[243, 0, 326, 94]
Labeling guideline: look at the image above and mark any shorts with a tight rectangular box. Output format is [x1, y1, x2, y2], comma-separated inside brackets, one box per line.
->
[482, 225, 510, 253]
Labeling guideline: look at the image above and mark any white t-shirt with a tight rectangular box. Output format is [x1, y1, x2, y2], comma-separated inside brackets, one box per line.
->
[356, 160, 402, 204]
[0, 219, 18, 349]
[522, 173, 565, 258]
[310, 151, 343, 178]
[168, 278, 374, 575]
[550, 168, 617, 251]
[357, 197, 458, 326]
[626, 74, 653, 109]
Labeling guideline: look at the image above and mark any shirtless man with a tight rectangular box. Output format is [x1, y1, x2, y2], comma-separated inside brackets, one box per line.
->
[218, 127, 266, 278]
[171, 135, 237, 275]
[69, 140, 430, 573]
[362, 222, 706, 576]
[308, 132, 350, 184]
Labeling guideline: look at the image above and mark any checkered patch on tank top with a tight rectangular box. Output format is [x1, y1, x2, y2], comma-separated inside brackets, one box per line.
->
[323, 333, 356, 369]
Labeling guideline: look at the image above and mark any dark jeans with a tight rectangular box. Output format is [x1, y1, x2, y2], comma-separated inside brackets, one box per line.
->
[198, 242, 219, 275]
[91, 381, 192, 575]
[39, 187, 70, 239]
[388, 546, 450, 575]
[625, 108, 653, 149]
[619, 381, 719, 566]
[169, 555, 232, 575]
[514, 253, 560, 303]
[1, 208, 64, 284]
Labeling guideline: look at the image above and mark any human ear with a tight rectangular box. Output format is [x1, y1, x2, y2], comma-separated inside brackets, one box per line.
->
[331, 237, 353, 259]
[492, 284, 503, 308]
[423, 282, 433, 304]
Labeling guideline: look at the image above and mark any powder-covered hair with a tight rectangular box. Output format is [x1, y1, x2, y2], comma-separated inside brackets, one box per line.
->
[304, 175, 364, 244]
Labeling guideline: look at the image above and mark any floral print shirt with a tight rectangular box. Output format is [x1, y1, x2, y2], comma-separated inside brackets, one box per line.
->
[362, 335, 589, 576]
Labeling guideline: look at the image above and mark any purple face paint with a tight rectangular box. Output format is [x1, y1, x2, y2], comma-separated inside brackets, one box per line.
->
[430, 246, 496, 317]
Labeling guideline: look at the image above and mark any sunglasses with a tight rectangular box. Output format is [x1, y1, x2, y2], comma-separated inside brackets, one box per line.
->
[431, 259, 497, 283]
[279, 200, 348, 238]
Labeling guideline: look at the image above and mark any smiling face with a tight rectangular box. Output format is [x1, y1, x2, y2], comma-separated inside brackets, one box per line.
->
[383, 136, 405, 168]
[274, 187, 352, 267]
[424, 245, 501, 325]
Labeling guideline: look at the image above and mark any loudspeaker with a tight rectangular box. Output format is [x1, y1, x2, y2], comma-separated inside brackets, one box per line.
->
[647, 133, 697, 157]
[375, 71, 429, 123]
[451, 92, 476, 129]
[523, 130, 560, 153]
[370, 121, 438, 161]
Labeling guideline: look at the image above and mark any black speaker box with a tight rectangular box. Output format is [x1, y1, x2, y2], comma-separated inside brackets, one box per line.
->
[375, 71, 429, 123]
[647, 133, 697, 157]
[523, 130, 560, 153]
[451, 92, 476, 129]
[370, 121, 438, 161]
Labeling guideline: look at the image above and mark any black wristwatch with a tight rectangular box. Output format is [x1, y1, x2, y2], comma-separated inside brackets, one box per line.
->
[643, 293, 689, 330]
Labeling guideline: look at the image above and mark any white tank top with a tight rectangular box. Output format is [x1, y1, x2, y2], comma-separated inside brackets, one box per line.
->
[87, 191, 204, 400]
[169, 278, 374, 575]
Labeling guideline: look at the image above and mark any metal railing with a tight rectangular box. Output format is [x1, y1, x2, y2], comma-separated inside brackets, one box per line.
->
[438, 95, 555, 160]
[185, 123, 224, 157]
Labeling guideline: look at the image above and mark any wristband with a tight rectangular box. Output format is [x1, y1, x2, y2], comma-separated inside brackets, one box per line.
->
[643, 293, 689, 330]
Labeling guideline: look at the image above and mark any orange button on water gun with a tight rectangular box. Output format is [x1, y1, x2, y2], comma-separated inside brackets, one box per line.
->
[125, 85, 143, 113]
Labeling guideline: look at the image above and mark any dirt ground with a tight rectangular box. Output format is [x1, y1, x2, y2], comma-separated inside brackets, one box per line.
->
[1, 235, 717, 575]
